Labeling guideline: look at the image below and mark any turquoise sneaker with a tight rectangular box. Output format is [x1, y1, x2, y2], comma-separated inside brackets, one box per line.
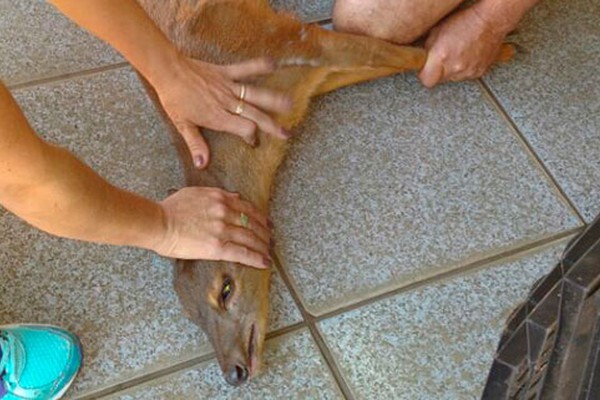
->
[0, 325, 82, 399]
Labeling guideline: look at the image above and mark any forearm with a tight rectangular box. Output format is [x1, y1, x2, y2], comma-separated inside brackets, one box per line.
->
[472, 0, 541, 35]
[6, 147, 165, 248]
[0, 83, 164, 250]
[47, 0, 178, 86]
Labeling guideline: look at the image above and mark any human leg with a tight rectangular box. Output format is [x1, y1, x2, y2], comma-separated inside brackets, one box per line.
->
[332, 0, 464, 44]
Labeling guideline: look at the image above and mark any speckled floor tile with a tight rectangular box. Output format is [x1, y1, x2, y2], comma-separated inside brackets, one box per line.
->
[272, 74, 580, 315]
[0, 69, 301, 397]
[11, 68, 182, 200]
[319, 243, 565, 400]
[484, 0, 600, 221]
[270, 0, 333, 22]
[110, 329, 342, 400]
[0, 0, 122, 86]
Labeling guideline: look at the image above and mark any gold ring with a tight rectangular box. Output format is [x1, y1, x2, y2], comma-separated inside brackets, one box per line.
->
[234, 100, 245, 116]
[239, 84, 247, 101]
[240, 213, 250, 228]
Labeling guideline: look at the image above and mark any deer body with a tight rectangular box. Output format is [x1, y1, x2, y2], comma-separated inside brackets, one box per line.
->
[136, 0, 513, 386]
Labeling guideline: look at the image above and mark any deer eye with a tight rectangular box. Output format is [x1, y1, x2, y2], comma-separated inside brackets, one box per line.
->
[220, 277, 233, 307]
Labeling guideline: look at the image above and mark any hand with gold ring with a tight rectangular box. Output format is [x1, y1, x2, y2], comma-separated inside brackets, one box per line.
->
[150, 55, 295, 170]
[156, 187, 273, 269]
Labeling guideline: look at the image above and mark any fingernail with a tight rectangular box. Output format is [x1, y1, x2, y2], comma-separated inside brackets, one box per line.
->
[281, 128, 292, 138]
[194, 155, 204, 168]
[263, 256, 272, 268]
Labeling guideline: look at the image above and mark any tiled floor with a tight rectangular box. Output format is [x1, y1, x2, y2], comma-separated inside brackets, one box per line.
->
[0, 0, 597, 399]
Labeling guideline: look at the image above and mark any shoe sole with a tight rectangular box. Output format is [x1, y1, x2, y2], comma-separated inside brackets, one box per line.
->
[482, 220, 600, 400]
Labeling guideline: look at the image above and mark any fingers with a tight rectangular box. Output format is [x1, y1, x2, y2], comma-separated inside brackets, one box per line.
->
[156, 186, 274, 268]
[217, 189, 271, 254]
[219, 113, 258, 145]
[216, 194, 272, 269]
[228, 212, 271, 246]
[418, 52, 445, 88]
[219, 242, 271, 269]
[229, 100, 290, 140]
[183, 57, 294, 146]
[225, 193, 270, 229]
[221, 191, 270, 242]
[233, 83, 293, 115]
[222, 58, 293, 141]
[417, 8, 508, 88]
[224, 210, 270, 246]
[222, 58, 276, 80]
[176, 122, 210, 169]
[225, 226, 270, 258]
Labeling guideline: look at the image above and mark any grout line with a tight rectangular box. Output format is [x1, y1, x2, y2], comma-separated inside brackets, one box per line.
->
[316, 17, 333, 26]
[314, 227, 581, 323]
[7, 15, 333, 92]
[305, 15, 332, 25]
[76, 230, 581, 399]
[306, 324, 354, 399]
[6, 12, 332, 91]
[7, 62, 129, 91]
[65, 56, 576, 399]
[81, 205, 577, 398]
[477, 79, 586, 225]
[273, 258, 355, 400]
[76, 322, 306, 400]
[265, 321, 307, 341]
[75, 352, 217, 400]
[270, 228, 581, 399]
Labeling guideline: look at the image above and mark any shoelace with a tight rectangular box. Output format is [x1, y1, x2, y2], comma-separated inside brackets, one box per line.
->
[0, 331, 8, 378]
[0, 331, 9, 397]
[0, 331, 42, 399]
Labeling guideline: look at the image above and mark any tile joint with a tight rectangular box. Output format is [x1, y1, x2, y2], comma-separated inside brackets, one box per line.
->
[270, 228, 581, 400]
[273, 258, 355, 400]
[314, 227, 581, 322]
[477, 79, 586, 224]
[8, 62, 129, 91]
[75, 322, 306, 400]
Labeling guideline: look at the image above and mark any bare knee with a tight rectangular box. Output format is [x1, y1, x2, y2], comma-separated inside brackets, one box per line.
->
[332, 0, 368, 35]
[332, 0, 463, 44]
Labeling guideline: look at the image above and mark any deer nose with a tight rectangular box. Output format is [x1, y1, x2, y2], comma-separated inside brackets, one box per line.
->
[225, 364, 249, 386]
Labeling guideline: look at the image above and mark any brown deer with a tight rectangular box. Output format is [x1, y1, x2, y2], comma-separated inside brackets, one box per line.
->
[136, 0, 514, 387]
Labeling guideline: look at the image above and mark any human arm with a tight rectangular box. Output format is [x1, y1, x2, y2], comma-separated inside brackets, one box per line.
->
[0, 82, 271, 268]
[47, 0, 292, 168]
[419, 0, 540, 87]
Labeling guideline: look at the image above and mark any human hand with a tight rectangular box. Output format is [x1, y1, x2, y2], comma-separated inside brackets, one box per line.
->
[153, 56, 293, 169]
[153, 187, 272, 269]
[418, 7, 507, 87]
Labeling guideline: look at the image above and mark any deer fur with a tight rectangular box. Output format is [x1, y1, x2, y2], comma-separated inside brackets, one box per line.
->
[136, 0, 514, 386]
